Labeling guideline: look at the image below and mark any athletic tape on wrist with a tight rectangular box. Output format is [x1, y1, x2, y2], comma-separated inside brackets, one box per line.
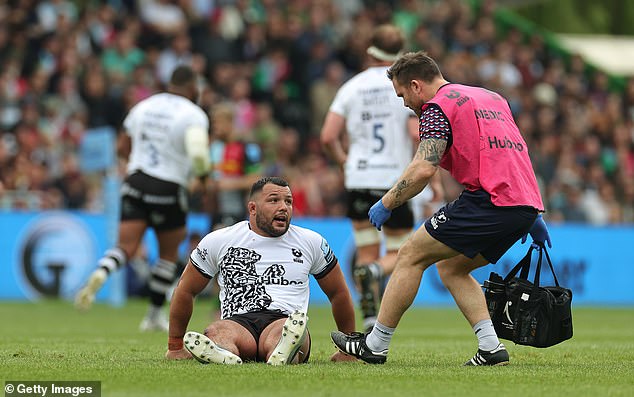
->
[168, 336, 183, 351]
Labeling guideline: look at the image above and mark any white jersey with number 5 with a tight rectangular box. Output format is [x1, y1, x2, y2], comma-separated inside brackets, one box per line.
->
[329, 66, 415, 190]
[124, 93, 209, 187]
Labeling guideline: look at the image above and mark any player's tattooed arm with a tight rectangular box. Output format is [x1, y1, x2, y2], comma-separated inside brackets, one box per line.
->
[389, 179, 413, 208]
[415, 137, 447, 166]
[384, 138, 446, 209]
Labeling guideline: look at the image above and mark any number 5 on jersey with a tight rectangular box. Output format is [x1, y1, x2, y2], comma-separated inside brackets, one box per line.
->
[373, 123, 385, 153]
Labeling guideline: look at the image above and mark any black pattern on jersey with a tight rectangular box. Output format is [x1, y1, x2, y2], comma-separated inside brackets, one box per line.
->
[221, 247, 270, 318]
[220, 247, 302, 318]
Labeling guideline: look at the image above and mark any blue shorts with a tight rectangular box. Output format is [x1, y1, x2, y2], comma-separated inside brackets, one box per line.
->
[424, 190, 538, 263]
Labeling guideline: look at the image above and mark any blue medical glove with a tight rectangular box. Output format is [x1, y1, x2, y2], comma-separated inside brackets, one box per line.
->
[368, 199, 392, 231]
[521, 214, 552, 248]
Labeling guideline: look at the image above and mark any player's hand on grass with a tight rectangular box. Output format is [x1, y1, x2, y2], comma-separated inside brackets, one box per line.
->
[368, 199, 392, 231]
[521, 213, 552, 248]
[330, 350, 358, 362]
[165, 348, 192, 360]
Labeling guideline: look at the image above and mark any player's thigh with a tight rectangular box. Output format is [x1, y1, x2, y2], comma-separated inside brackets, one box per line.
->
[119, 184, 148, 257]
[424, 189, 537, 263]
[204, 320, 257, 359]
[397, 226, 462, 270]
[436, 254, 490, 279]
[151, 193, 187, 260]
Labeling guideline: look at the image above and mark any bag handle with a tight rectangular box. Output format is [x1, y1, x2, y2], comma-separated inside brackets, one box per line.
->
[542, 245, 561, 287]
[531, 245, 561, 288]
[503, 245, 561, 288]
[532, 245, 543, 288]
[503, 245, 534, 282]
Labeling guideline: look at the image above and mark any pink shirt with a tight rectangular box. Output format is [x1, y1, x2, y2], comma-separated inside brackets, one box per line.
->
[424, 84, 544, 210]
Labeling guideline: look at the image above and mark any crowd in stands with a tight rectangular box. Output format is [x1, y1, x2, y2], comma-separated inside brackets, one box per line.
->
[0, 0, 632, 224]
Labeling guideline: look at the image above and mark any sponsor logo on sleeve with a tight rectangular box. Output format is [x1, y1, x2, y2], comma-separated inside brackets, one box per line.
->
[320, 238, 335, 264]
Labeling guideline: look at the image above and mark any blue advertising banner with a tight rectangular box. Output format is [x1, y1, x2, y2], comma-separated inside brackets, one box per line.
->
[0, 212, 632, 306]
[0, 212, 116, 301]
[78, 127, 116, 173]
[296, 220, 634, 306]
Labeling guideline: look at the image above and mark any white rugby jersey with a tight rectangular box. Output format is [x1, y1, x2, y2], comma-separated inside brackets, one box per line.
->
[190, 221, 337, 319]
[124, 93, 209, 187]
[329, 66, 415, 189]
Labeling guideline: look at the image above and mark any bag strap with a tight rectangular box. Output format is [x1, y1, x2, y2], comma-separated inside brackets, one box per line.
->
[503, 245, 534, 282]
[542, 246, 561, 287]
[531, 245, 561, 288]
[503, 245, 561, 287]
[532, 246, 543, 288]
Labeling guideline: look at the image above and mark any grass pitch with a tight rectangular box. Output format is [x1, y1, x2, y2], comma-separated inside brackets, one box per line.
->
[1, 299, 633, 397]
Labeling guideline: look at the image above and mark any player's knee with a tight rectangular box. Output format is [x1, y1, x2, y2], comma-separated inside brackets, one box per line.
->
[436, 263, 466, 285]
[395, 239, 417, 263]
[436, 265, 451, 286]
[203, 324, 222, 340]
[394, 241, 434, 271]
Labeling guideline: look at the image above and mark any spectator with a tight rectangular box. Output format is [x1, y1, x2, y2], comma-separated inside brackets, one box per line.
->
[310, 60, 346, 136]
[101, 28, 145, 90]
[208, 102, 263, 229]
[156, 29, 193, 86]
[80, 67, 125, 129]
[0, 0, 631, 224]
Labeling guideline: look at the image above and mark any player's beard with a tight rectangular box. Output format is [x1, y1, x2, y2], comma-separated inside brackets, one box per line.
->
[255, 212, 289, 237]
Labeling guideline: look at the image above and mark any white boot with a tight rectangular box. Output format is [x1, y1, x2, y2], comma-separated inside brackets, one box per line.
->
[184, 332, 242, 365]
[267, 311, 308, 365]
[74, 269, 107, 311]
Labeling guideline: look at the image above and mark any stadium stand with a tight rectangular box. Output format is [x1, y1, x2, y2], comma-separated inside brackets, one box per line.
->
[0, 0, 632, 224]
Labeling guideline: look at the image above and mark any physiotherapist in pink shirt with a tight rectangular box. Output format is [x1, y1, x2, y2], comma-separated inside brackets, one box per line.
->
[332, 51, 552, 367]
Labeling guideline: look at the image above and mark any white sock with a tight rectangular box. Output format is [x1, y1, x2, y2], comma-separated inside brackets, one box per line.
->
[366, 321, 395, 352]
[98, 247, 127, 274]
[473, 319, 500, 351]
[147, 305, 163, 319]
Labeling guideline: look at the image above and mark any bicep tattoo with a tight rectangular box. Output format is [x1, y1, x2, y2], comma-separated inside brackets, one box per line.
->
[416, 138, 447, 166]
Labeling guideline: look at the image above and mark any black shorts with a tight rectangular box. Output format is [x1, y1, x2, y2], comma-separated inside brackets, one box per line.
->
[424, 189, 538, 263]
[347, 189, 414, 229]
[224, 309, 311, 363]
[120, 171, 188, 231]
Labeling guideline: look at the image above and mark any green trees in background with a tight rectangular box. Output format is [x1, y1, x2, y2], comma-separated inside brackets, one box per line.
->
[513, 0, 634, 36]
